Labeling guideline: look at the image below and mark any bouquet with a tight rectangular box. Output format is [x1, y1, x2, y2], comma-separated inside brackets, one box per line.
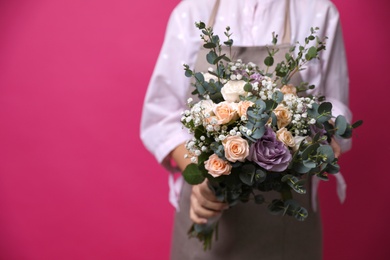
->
[181, 21, 362, 250]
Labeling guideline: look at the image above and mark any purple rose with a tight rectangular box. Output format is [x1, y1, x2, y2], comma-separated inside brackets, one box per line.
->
[248, 126, 292, 172]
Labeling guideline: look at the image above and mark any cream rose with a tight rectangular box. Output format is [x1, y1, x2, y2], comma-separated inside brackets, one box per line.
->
[202, 72, 218, 82]
[221, 80, 247, 102]
[280, 84, 297, 95]
[276, 128, 295, 148]
[293, 136, 309, 151]
[204, 154, 232, 177]
[223, 135, 250, 162]
[214, 101, 238, 125]
[237, 100, 254, 117]
[199, 99, 215, 117]
[274, 104, 292, 129]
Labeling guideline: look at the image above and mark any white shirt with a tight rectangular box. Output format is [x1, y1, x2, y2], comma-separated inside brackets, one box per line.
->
[141, 0, 351, 209]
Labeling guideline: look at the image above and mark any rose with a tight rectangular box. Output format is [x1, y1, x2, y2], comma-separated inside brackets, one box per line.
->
[221, 80, 247, 102]
[202, 72, 218, 82]
[273, 104, 292, 129]
[248, 126, 292, 172]
[237, 100, 254, 117]
[276, 128, 295, 147]
[199, 99, 215, 117]
[293, 136, 308, 151]
[223, 135, 249, 162]
[214, 101, 238, 125]
[204, 154, 232, 177]
[280, 84, 297, 95]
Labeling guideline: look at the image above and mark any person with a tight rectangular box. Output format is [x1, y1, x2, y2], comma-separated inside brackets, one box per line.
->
[141, 0, 352, 259]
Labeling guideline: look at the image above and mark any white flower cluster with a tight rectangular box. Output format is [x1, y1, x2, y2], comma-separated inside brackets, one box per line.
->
[257, 76, 280, 101]
[282, 94, 317, 136]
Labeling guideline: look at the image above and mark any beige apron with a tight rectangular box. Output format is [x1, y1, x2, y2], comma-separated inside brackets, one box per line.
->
[171, 1, 322, 259]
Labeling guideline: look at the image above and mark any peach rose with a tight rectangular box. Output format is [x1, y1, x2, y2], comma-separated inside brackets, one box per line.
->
[237, 100, 254, 117]
[223, 135, 250, 162]
[276, 128, 295, 148]
[221, 80, 247, 102]
[280, 84, 297, 95]
[214, 101, 238, 125]
[204, 154, 232, 177]
[274, 104, 292, 129]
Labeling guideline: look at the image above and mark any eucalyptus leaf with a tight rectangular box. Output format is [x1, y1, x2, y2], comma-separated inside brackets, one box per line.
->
[251, 127, 266, 140]
[317, 145, 335, 163]
[302, 143, 320, 160]
[183, 163, 205, 185]
[352, 120, 363, 129]
[264, 56, 274, 67]
[325, 162, 340, 174]
[268, 199, 284, 215]
[292, 161, 311, 174]
[272, 91, 284, 103]
[206, 51, 218, 64]
[203, 42, 216, 49]
[335, 115, 347, 135]
[254, 194, 265, 204]
[255, 169, 267, 183]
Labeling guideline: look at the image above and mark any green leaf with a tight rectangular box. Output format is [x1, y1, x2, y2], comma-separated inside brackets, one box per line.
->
[272, 91, 284, 103]
[255, 169, 267, 183]
[352, 120, 363, 129]
[268, 199, 284, 215]
[325, 162, 340, 174]
[251, 127, 266, 140]
[239, 164, 256, 186]
[244, 83, 252, 92]
[317, 145, 335, 163]
[194, 72, 205, 83]
[206, 51, 218, 65]
[303, 159, 317, 169]
[283, 175, 307, 195]
[305, 46, 318, 60]
[182, 163, 205, 185]
[335, 115, 347, 135]
[264, 56, 274, 67]
[340, 126, 353, 138]
[284, 200, 308, 221]
[302, 143, 320, 160]
[318, 102, 332, 115]
[292, 161, 311, 174]
[203, 42, 216, 49]
[254, 194, 265, 204]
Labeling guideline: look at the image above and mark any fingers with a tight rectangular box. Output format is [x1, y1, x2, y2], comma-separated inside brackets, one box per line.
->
[330, 137, 341, 158]
[189, 181, 228, 224]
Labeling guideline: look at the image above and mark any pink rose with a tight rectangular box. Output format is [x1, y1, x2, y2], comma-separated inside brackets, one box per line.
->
[204, 154, 232, 177]
[213, 101, 238, 125]
[237, 100, 254, 117]
[223, 135, 249, 162]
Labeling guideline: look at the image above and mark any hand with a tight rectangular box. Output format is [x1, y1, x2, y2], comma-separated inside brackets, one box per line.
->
[189, 180, 228, 224]
[330, 137, 341, 158]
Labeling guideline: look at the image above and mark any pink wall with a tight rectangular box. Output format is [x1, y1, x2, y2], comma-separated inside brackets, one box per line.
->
[0, 0, 388, 259]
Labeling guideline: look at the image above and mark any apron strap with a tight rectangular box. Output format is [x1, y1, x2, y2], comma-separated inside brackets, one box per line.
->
[207, 0, 220, 28]
[281, 0, 291, 44]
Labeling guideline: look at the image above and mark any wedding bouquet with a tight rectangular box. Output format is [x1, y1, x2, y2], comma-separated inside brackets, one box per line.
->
[181, 21, 362, 250]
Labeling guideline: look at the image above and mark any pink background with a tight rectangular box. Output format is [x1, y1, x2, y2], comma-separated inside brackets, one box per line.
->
[0, 0, 388, 259]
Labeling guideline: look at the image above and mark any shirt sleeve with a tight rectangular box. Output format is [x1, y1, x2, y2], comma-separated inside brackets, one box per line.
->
[140, 2, 203, 171]
[299, 0, 352, 152]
